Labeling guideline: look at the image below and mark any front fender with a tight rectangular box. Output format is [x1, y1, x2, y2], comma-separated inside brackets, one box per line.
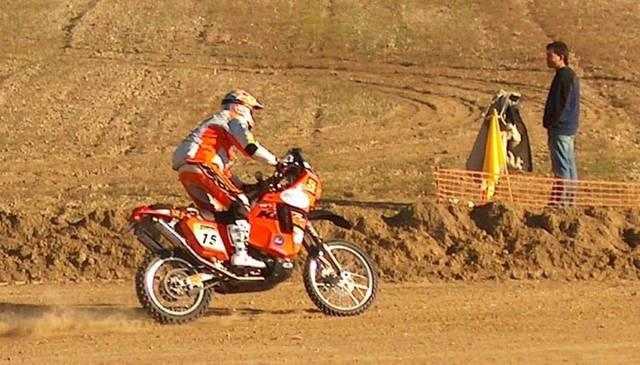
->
[308, 209, 353, 229]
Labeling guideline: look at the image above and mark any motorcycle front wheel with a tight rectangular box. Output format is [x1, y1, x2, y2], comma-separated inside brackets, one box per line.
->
[303, 240, 378, 316]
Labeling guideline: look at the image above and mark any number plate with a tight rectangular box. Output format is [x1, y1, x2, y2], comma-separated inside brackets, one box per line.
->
[193, 224, 226, 252]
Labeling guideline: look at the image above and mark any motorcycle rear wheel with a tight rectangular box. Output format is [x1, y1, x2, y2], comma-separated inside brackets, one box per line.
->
[135, 253, 213, 324]
[303, 240, 378, 316]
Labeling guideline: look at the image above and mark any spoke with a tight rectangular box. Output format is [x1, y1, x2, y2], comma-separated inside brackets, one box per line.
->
[346, 289, 360, 305]
[315, 282, 334, 295]
[319, 256, 332, 265]
[353, 283, 369, 290]
[335, 289, 350, 306]
[323, 246, 344, 272]
[347, 272, 369, 281]
[318, 257, 336, 274]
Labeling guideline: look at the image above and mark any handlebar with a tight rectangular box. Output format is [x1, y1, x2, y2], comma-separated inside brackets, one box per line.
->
[244, 149, 304, 202]
[244, 165, 287, 202]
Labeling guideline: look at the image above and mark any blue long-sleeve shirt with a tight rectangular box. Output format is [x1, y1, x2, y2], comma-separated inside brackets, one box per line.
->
[543, 67, 580, 135]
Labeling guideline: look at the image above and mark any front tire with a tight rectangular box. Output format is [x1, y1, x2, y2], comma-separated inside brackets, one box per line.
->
[303, 240, 378, 316]
[135, 254, 213, 324]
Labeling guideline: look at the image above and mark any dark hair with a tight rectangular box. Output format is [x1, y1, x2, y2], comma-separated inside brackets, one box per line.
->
[546, 41, 570, 65]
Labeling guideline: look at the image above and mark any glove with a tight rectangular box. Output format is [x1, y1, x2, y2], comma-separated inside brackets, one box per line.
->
[275, 159, 288, 175]
[242, 182, 260, 194]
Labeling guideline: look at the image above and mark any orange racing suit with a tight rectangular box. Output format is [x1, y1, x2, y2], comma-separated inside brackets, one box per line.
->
[172, 107, 277, 214]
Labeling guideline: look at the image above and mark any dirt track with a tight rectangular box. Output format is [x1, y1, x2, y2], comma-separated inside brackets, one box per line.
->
[1, 280, 639, 364]
[2, 2, 640, 363]
[2, 1, 640, 284]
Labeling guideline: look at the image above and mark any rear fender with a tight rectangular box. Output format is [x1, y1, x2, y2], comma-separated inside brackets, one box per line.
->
[130, 205, 174, 222]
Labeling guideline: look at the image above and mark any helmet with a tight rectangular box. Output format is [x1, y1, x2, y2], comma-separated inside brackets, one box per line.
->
[221, 90, 264, 110]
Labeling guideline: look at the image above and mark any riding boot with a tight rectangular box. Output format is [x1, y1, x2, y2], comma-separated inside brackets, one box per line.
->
[228, 220, 265, 268]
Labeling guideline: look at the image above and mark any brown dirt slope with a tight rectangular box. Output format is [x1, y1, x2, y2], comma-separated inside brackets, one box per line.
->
[1, 201, 639, 283]
[1, 1, 640, 283]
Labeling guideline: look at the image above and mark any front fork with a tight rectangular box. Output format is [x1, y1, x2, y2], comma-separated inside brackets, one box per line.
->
[303, 222, 343, 274]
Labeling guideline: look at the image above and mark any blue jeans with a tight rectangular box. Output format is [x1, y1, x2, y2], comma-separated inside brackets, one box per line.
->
[548, 133, 578, 205]
[548, 133, 577, 180]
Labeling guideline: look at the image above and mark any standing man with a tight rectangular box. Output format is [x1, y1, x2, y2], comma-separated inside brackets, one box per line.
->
[543, 41, 580, 203]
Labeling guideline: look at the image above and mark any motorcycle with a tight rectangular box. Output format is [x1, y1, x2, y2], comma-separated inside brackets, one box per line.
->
[128, 148, 378, 324]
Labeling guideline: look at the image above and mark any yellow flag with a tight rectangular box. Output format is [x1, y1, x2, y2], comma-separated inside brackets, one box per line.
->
[482, 109, 507, 201]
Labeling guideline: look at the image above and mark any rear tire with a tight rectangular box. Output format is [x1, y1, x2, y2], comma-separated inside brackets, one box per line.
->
[135, 253, 213, 324]
[303, 240, 378, 316]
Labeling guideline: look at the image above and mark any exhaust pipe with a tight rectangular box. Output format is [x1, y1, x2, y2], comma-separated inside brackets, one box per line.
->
[133, 224, 166, 254]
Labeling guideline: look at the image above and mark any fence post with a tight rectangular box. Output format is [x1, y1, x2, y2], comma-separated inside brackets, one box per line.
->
[433, 166, 441, 203]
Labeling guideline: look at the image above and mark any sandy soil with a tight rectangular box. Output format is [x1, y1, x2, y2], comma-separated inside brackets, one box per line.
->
[1, 281, 639, 364]
[2, 1, 640, 217]
[2, 2, 640, 362]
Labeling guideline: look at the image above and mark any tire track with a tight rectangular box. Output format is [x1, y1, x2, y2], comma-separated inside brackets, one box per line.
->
[0, 48, 548, 145]
[3, 46, 623, 126]
[348, 78, 478, 116]
[1, 48, 552, 96]
[5, 46, 627, 151]
[62, 0, 101, 49]
[56, 49, 483, 120]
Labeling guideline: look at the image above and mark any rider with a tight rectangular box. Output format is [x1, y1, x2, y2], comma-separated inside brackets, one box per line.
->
[172, 90, 278, 268]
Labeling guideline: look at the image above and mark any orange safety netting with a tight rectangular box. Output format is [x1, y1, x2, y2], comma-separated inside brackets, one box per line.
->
[433, 168, 640, 208]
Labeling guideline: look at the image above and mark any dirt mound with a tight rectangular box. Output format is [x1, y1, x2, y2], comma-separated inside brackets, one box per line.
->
[1, 201, 640, 283]
[0, 207, 143, 283]
[321, 201, 640, 282]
